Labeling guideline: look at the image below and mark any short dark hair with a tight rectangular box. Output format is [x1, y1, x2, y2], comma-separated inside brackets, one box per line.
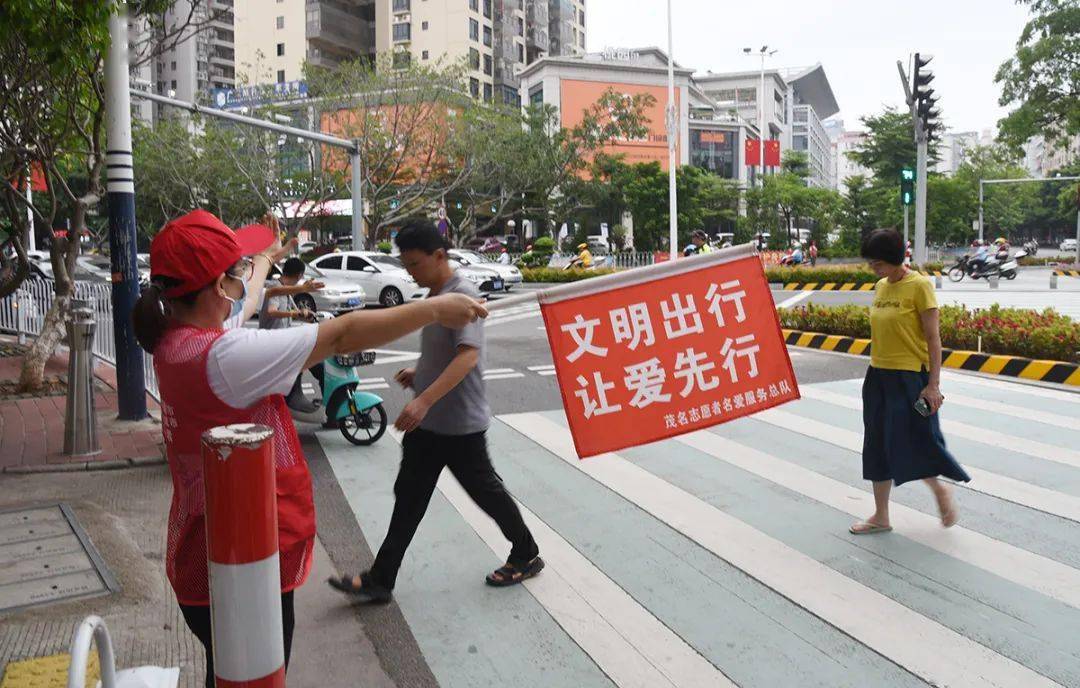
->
[860, 228, 904, 265]
[394, 219, 448, 254]
[282, 257, 305, 277]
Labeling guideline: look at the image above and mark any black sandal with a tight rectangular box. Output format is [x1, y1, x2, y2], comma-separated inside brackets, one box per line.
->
[485, 556, 545, 587]
[327, 573, 392, 603]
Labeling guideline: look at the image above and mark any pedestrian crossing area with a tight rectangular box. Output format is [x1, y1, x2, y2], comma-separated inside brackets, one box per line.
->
[317, 373, 1080, 688]
[486, 302, 542, 326]
[936, 291, 1080, 320]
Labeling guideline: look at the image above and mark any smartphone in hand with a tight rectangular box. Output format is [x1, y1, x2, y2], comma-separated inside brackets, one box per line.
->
[914, 397, 932, 417]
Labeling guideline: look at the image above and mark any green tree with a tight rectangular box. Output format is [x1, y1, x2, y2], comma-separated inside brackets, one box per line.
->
[995, 0, 1080, 151]
[848, 107, 940, 185]
[781, 150, 810, 179]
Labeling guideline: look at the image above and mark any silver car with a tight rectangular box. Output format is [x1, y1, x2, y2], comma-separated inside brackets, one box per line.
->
[276, 263, 366, 314]
[448, 249, 523, 290]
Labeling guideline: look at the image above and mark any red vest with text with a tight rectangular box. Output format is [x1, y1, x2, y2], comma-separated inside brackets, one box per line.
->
[154, 325, 315, 605]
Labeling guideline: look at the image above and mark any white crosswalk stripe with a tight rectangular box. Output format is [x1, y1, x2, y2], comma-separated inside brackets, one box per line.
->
[675, 430, 1080, 610]
[320, 372, 1080, 688]
[499, 413, 1061, 688]
[385, 430, 736, 688]
[758, 406, 1080, 524]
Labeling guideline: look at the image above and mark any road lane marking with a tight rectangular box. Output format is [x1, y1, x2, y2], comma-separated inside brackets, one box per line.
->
[775, 291, 814, 308]
[676, 430, 1080, 610]
[498, 413, 1060, 688]
[941, 371, 1080, 404]
[801, 385, 1080, 472]
[757, 406, 1080, 524]
[384, 431, 735, 688]
[483, 372, 526, 380]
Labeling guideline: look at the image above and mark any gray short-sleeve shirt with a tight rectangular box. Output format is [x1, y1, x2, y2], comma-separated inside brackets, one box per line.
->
[412, 273, 489, 434]
[258, 279, 293, 330]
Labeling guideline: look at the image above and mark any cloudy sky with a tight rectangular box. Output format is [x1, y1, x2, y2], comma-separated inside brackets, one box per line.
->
[586, 0, 1031, 135]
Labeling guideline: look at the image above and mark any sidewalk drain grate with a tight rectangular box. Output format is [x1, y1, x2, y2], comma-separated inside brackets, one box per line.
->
[0, 503, 119, 614]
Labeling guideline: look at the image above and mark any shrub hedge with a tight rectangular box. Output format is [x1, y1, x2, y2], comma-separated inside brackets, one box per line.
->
[778, 303, 1080, 363]
[520, 267, 618, 282]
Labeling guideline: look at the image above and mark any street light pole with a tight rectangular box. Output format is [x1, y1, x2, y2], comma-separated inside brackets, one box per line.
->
[666, 0, 678, 260]
[350, 143, 364, 251]
[104, 1, 147, 421]
[978, 180, 984, 243]
[758, 52, 766, 183]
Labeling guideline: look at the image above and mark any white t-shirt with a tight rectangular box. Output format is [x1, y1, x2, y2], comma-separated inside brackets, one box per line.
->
[206, 323, 318, 409]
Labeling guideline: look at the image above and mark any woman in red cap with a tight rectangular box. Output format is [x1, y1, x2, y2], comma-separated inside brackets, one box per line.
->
[133, 209, 486, 687]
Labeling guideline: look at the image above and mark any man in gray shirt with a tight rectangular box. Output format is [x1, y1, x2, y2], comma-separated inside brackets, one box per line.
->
[328, 220, 542, 604]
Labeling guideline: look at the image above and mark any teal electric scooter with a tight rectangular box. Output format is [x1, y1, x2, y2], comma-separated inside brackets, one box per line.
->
[290, 350, 388, 445]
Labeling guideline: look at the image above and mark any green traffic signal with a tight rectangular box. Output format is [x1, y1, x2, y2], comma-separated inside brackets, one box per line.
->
[901, 167, 915, 206]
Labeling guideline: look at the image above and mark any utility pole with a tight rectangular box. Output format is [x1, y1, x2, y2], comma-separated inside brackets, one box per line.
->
[744, 46, 778, 189]
[666, 0, 677, 260]
[104, 2, 147, 421]
[897, 54, 939, 266]
[901, 167, 914, 255]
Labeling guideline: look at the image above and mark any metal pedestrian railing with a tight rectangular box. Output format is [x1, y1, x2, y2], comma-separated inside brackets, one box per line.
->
[0, 279, 159, 400]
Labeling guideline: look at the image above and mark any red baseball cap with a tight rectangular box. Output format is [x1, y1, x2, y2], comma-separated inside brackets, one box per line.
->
[149, 209, 276, 298]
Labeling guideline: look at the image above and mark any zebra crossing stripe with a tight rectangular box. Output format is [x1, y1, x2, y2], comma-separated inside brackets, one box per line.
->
[676, 430, 1080, 610]
[498, 413, 1060, 688]
[381, 431, 735, 688]
[757, 407, 1080, 524]
[805, 385, 1080, 471]
[483, 372, 525, 380]
[941, 371, 1080, 404]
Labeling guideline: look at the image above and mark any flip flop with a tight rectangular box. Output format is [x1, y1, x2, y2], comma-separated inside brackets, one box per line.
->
[849, 522, 893, 535]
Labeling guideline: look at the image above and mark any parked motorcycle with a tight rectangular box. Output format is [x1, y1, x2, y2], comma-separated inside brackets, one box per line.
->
[288, 349, 388, 446]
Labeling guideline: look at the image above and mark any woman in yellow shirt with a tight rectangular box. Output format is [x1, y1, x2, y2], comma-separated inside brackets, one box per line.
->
[850, 229, 970, 535]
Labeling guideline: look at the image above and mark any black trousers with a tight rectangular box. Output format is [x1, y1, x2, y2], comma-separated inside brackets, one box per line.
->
[179, 591, 295, 688]
[368, 428, 538, 590]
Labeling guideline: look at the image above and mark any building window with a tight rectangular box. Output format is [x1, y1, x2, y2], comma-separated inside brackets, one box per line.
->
[579, 8, 584, 24]
[529, 84, 543, 106]
[469, 18, 479, 41]
[517, 43, 524, 63]
[276, 70, 285, 83]
[392, 0, 410, 10]
[470, 78, 480, 98]
[503, 85, 521, 107]
[483, 82, 492, 102]
[171, 79, 177, 89]
[483, 54, 492, 75]
[470, 0, 478, 10]
[578, 31, 584, 48]
[469, 48, 480, 70]
[276, 42, 285, 56]
[690, 129, 737, 179]
[422, 20, 428, 30]
[276, 16, 284, 29]
[483, 0, 491, 18]
[516, 16, 524, 36]
[392, 23, 411, 41]
[483, 25, 492, 46]
[170, 61, 176, 70]
[392, 51, 410, 68]
[422, 50, 429, 60]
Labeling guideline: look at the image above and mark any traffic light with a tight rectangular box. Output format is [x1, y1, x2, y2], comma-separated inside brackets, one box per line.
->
[901, 167, 915, 206]
[913, 53, 940, 142]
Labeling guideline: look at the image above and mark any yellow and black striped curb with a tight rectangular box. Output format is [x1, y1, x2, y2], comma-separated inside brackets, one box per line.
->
[1053, 270, 1080, 277]
[780, 282, 876, 291]
[918, 270, 944, 277]
[781, 329, 1080, 387]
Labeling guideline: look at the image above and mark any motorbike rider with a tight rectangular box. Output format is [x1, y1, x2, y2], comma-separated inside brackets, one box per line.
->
[683, 230, 711, 257]
[970, 241, 990, 275]
[569, 242, 593, 269]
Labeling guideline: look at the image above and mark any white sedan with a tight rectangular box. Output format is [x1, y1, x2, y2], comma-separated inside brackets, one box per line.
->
[448, 249, 523, 290]
[309, 251, 429, 307]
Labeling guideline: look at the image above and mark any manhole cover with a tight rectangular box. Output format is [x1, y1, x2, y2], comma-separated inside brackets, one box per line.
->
[0, 504, 118, 613]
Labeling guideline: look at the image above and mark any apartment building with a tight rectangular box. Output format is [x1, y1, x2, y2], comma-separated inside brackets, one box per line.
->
[150, 0, 236, 100]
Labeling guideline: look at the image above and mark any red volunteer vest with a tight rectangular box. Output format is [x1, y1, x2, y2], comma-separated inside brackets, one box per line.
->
[155, 325, 316, 606]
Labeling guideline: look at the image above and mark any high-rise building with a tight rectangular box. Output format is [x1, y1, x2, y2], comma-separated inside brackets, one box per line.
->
[150, 0, 236, 101]
[233, 0, 374, 85]
[696, 63, 839, 189]
[932, 131, 980, 176]
[1023, 133, 1080, 178]
[830, 130, 870, 189]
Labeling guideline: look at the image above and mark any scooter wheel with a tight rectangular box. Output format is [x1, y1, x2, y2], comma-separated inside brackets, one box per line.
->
[948, 267, 965, 282]
[1005, 271, 1017, 280]
[340, 403, 388, 446]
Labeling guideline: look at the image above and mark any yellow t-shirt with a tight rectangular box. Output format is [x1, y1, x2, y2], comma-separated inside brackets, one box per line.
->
[578, 250, 593, 267]
[869, 272, 937, 371]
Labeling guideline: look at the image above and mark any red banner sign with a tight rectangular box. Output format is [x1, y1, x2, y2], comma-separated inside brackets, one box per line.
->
[744, 139, 760, 166]
[539, 252, 799, 458]
[765, 140, 781, 168]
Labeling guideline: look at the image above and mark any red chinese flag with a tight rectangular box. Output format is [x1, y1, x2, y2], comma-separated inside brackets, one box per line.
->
[539, 248, 800, 458]
[744, 138, 761, 166]
[29, 162, 47, 192]
[764, 140, 781, 168]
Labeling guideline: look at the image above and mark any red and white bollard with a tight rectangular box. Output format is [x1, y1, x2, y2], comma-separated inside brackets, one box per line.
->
[201, 424, 284, 688]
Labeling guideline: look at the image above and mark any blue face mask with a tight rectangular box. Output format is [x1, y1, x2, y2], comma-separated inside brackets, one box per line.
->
[223, 274, 248, 320]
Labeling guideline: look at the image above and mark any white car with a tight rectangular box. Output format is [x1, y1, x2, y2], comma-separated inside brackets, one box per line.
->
[76, 255, 150, 287]
[448, 249, 522, 290]
[309, 251, 429, 307]
[274, 263, 365, 314]
[1060, 238, 1078, 252]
